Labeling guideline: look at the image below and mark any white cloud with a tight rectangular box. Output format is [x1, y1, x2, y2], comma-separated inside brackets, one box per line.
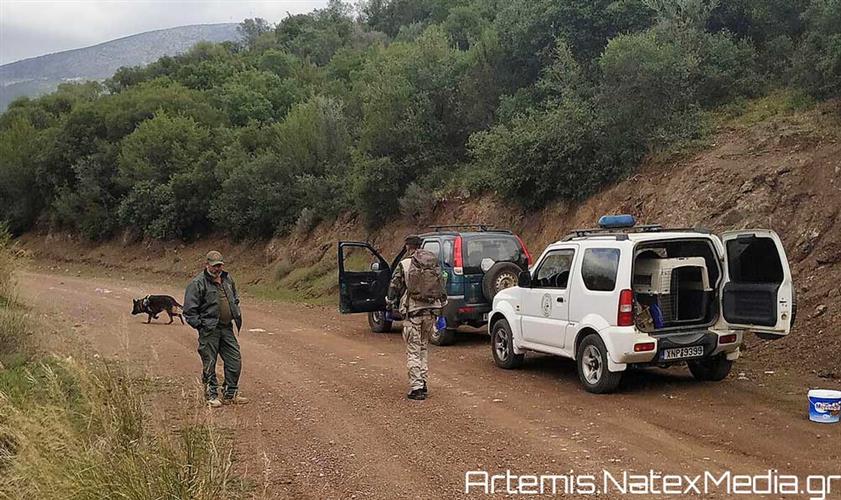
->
[0, 0, 328, 64]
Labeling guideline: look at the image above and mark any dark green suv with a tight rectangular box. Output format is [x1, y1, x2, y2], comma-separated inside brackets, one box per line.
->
[338, 225, 531, 345]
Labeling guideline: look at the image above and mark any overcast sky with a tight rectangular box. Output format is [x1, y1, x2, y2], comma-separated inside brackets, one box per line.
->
[0, 0, 328, 65]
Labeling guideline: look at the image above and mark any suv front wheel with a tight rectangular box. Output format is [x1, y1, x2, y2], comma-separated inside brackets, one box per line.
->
[368, 311, 393, 333]
[576, 334, 623, 394]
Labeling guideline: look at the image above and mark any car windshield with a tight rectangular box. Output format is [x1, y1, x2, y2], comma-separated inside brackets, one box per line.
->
[463, 235, 523, 270]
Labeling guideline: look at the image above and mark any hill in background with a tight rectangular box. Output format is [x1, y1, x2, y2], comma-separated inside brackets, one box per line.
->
[0, 23, 240, 110]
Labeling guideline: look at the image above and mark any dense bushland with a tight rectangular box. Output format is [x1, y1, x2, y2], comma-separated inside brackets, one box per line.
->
[1, 0, 838, 238]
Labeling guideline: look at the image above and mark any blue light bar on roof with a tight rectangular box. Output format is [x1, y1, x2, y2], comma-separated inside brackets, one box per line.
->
[598, 214, 636, 229]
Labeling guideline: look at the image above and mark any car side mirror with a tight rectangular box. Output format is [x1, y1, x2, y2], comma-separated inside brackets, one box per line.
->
[518, 270, 531, 288]
[371, 262, 380, 272]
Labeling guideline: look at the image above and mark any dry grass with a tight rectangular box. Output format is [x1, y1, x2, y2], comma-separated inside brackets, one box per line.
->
[715, 89, 817, 129]
[0, 225, 31, 364]
[0, 225, 19, 305]
[0, 359, 243, 499]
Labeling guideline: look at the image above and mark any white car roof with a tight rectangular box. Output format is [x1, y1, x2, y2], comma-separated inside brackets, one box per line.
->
[552, 231, 718, 246]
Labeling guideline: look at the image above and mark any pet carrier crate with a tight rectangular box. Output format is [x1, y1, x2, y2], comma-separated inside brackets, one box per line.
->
[633, 256, 712, 327]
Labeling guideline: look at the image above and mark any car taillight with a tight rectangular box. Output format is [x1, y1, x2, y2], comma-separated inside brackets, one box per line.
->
[453, 236, 464, 275]
[634, 342, 655, 352]
[618, 289, 634, 326]
[719, 334, 737, 344]
[515, 235, 532, 267]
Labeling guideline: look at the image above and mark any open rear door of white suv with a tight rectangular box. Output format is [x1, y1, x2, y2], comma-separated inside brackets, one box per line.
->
[720, 230, 794, 338]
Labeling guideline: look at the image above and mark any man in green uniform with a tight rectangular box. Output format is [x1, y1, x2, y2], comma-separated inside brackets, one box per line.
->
[184, 250, 248, 408]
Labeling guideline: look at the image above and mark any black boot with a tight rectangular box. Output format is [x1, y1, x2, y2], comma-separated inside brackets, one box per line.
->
[407, 388, 426, 400]
[421, 382, 428, 395]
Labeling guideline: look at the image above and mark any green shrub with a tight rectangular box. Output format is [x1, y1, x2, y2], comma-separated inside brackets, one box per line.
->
[599, 30, 700, 150]
[0, 118, 42, 235]
[48, 157, 120, 241]
[398, 182, 436, 221]
[210, 154, 302, 239]
[694, 31, 761, 104]
[117, 181, 179, 240]
[117, 112, 210, 186]
[350, 154, 405, 229]
[793, 0, 841, 98]
[470, 97, 609, 208]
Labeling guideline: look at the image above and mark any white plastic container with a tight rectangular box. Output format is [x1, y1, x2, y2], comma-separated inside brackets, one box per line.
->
[808, 389, 841, 423]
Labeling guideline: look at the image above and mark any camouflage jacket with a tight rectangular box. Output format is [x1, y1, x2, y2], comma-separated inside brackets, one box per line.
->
[387, 253, 447, 317]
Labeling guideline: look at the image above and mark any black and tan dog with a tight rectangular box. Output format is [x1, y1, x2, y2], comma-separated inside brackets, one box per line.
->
[131, 295, 185, 324]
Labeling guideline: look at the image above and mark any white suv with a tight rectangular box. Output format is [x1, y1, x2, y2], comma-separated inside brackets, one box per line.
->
[488, 216, 795, 394]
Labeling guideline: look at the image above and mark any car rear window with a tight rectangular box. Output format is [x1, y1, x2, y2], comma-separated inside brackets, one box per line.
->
[726, 237, 783, 284]
[463, 235, 526, 271]
[442, 239, 454, 267]
[422, 240, 441, 257]
[582, 248, 620, 291]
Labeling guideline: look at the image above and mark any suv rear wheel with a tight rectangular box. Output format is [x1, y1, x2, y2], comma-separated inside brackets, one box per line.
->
[687, 355, 733, 381]
[431, 326, 456, 346]
[576, 334, 623, 394]
[368, 311, 392, 333]
[491, 319, 524, 369]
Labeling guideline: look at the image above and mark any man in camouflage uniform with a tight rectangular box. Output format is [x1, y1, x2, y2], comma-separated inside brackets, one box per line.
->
[184, 251, 248, 408]
[387, 235, 447, 400]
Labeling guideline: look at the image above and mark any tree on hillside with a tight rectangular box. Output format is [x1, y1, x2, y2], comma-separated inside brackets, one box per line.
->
[238, 18, 273, 48]
[0, 118, 41, 234]
[360, 0, 456, 38]
[793, 0, 841, 98]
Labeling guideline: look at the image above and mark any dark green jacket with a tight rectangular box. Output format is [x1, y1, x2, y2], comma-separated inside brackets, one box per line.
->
[183, 270, 242, 331]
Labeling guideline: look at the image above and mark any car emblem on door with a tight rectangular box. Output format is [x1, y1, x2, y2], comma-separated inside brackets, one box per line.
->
[541, 293, 552, 317]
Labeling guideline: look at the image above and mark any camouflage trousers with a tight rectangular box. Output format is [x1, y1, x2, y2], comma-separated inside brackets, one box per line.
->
[403, 311, 435, 391]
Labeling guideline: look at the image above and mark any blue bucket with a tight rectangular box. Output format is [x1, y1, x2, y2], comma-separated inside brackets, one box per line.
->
[808, 389, 841, 424]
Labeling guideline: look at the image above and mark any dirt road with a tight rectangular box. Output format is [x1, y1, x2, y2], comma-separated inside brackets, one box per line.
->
[19, 270, 840, 499]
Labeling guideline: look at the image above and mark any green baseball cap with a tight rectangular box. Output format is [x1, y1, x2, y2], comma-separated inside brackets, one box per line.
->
[206, 250, 224, 266]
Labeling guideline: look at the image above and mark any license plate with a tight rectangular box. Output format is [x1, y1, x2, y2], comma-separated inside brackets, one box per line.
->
[482, 313, 489, 322]
[661, 345, 704, 361]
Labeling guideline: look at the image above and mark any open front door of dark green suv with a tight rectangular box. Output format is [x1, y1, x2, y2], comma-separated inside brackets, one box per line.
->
[338, 241, 391, 314]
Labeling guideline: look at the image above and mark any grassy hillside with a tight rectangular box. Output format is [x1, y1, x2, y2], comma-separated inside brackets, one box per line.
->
[0, 23, 239, 110]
